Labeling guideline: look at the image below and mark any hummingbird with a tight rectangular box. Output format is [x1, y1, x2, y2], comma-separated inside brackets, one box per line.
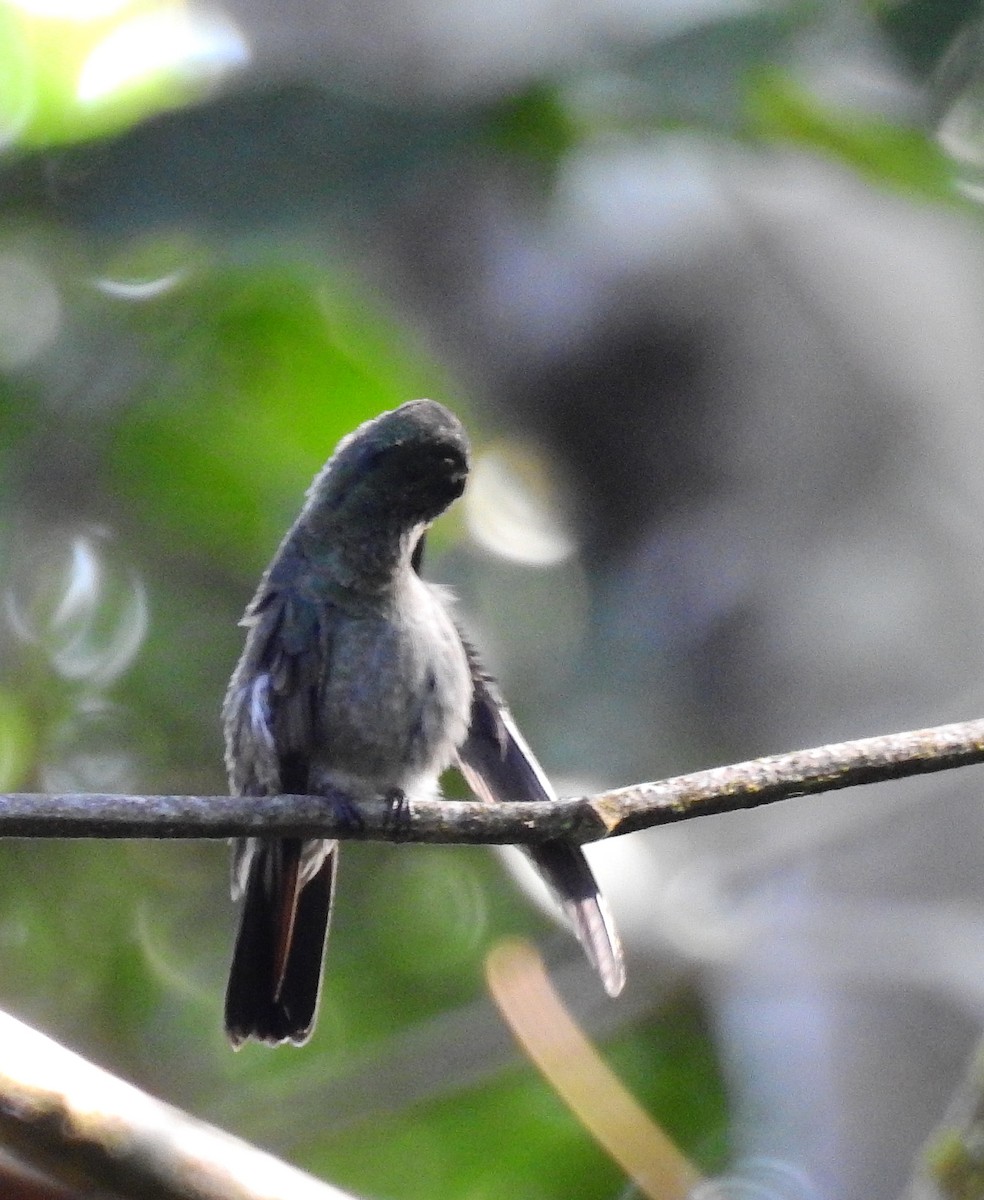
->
[223, 399, 624, 1046]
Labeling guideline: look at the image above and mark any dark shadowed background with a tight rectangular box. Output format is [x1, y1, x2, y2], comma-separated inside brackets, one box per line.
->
[1, 1, 984, 1197]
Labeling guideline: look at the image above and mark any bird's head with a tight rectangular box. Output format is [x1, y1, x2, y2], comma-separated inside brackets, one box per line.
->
[295, 400, 471, 579]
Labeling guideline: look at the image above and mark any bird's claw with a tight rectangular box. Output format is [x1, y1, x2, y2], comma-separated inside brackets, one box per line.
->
[382, 787, 411, 840]
[326, 790, 367, 837]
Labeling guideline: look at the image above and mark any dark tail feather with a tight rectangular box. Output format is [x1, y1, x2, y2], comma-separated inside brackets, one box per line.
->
[527, 840, 625, 997]
[225, 839, 336, 1047]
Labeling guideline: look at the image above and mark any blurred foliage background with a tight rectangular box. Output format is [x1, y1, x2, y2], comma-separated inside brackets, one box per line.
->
[3, 0, 984, 1198]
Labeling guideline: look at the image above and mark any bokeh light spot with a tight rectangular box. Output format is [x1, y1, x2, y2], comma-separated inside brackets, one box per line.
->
[95, 271, 186, 301]
[0, 10, 36, 149]
[75, 6, 250, 105]
[465, 442, 576, 566]
[91, 229, 204, 301]
[0, 252, 60, 368]
[369, 849, 489, 981]
[691, 1157, 824, 1200]
[8, 0, 130, 16]
[6, 529, 148, 686]
[41, 697, 140, 792]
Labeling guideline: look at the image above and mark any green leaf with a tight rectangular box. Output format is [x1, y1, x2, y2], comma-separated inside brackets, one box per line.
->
[0, 2, 248, 151]
[484, 83, 579, 166]
[0, 686, 34, 790]
[744, 69, 957, 203]
[305, 996, 727, 1200]
[111, 262, 453, 574]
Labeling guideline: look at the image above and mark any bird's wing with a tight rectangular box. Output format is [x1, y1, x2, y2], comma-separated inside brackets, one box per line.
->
[224, 583, 336, 1046]
[454, 631, 625, 997]
[224, 579, 329, 793]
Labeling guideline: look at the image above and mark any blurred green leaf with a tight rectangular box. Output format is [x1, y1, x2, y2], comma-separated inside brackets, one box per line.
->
[97, 935, 159, 1046]
[112, 263, 454, 574]
[2, 1, 247, 150]
[0, 6, 34, 149]
[624, 8, 812, 134]
[0, 685, 33, 789]
[309, 844, 558, 1048]
[744, 68, 957, 202]
[484, 83, 579, 166]
[607, 1004, 729, 1168]
[307, 997, 726, 1200]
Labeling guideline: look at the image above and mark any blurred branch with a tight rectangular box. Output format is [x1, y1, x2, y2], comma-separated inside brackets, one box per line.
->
[0, 716, 982, 843]
[0, 1011, 360, 1200]
[486, 938, 701, 1200]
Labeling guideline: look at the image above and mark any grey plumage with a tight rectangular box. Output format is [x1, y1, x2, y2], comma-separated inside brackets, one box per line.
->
[223, 399, 624, 1047]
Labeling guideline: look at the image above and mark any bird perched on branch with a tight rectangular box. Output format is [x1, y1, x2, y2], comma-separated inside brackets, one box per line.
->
[223, 399, 624, 1046]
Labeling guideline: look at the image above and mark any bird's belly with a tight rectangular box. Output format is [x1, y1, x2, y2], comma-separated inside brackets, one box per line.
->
[313, 596, 471, 793]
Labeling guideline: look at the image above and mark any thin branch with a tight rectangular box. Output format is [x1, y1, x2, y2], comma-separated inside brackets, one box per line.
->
[0, 1010, 360, 1200]
[1, 716, 982, 843]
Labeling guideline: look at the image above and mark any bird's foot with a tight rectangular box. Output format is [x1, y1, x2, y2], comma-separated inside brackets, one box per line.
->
[381, 787, 411, 841]
[325, 789, 367, 837]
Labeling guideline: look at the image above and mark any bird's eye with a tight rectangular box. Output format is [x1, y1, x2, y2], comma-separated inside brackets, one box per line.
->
[436, 446, 467, 472]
